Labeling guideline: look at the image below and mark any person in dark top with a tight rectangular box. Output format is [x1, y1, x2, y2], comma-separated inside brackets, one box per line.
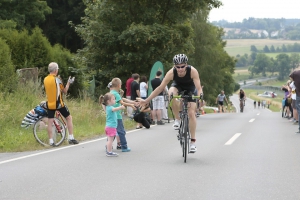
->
[150, 71, 165, 125]
[139, 54, 203, 153]
[290, 70, 300, 133]
[130, 73, 140, 101]
[239, 89, 246, 106]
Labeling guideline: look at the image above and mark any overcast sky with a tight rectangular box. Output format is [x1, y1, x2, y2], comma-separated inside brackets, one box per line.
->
[209, 0, 300, 22]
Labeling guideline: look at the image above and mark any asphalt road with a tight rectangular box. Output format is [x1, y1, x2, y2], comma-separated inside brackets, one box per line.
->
[1, 95, 300, 200]
[238, 77, 277, 87]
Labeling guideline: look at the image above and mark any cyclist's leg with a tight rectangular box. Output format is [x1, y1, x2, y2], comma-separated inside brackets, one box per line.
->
[168, 86, 180, 121]
[59, 106, 75, 140]
[47, 109, 56, 144]
[188, 102, 197, 140]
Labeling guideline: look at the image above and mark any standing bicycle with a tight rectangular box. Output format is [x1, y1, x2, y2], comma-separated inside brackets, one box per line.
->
[44, 62, 79, 146]
[33, 110, 67, 146]
[171, 92, 202, 162]
[21, 101, 67, 146]
[139, 54, 203, 154]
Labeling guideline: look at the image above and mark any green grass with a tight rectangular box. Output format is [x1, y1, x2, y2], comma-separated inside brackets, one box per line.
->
[259, 79, 287, 87]
[263, 52, 294, 58]
[0, 81, 136, 152]
[240, 89, 283, 112]
[233, 67, 274, 82]
[225, 39, 300, 57]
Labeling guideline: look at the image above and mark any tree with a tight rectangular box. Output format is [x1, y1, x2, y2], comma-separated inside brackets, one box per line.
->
[249, 52, 257, 65]
[276, 46, 281, 52]
[270, 45, 275, 52]
[236, 55, 248, 67]
[190, 8, 235, 103]
[263, 45, 270, 53]
[75, 0, 222, 95]
[275, 54, 291, 80]
[0, 38, 17, 93]
[39, 0, 86, 52]
[0, 28, 84, 97]
[250, 45, 258, 52]
[290, 53, 300, 70]
[0, 0, 51, 30]
[266, 57, 276, 75]
[282, 44, 288, 52]
[252, 53, 271, 76]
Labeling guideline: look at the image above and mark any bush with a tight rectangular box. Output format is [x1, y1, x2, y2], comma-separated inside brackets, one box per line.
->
[0, 81, 135, 152]
[0, 38, 17, 93]
[0, 27, 84, 98]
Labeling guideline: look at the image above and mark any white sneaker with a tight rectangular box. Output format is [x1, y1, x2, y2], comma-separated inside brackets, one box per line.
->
[173, 119, 180, 130]
[190, 144, 197, 153]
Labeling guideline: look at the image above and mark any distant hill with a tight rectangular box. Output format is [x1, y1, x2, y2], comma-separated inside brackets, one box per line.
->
[211, 18, 300, 40]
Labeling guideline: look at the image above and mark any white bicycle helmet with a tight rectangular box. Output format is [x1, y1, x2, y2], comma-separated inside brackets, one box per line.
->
[173, 54, 188, 64]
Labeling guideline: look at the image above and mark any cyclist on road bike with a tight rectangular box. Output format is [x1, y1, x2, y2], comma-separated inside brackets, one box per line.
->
[215, 90, 228, 113]
[44, 62, 79, 146]
[239, 89, 246, 111]
[139, 54, 203, 153]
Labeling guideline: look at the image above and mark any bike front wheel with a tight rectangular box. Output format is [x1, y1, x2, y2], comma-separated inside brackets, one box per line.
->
[182, 116, 189, 163]
[33, 117, 66, 146]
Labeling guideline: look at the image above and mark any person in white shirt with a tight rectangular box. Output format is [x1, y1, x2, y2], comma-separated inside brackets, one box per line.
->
[290, 80, 298, 123]
[139, 76, 148, 100]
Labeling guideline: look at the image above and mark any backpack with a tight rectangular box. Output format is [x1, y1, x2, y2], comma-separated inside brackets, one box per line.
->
[21, 105, 48, 128]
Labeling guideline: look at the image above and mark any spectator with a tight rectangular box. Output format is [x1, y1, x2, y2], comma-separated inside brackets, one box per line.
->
[43, 62, 78, 146]
[282, 81, 292, 119]
[151, 71, 165, 125]
[253, 100, 256, 108]
[131, 73, 140, 101]
[258, 100, 260, 108]
[110, 78, 136, 152]
[139, 76, 148, 100]
[262, 100, 266, 108]
[290, 70, 300, 133]
[133, 101, 151, 129]
[125, 75, 134, 117]
[99, 93, 125, 157]
[290, 79, 298, 123]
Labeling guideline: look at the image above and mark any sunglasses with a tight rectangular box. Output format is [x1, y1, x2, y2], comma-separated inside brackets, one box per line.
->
[175, 65, 186, 69]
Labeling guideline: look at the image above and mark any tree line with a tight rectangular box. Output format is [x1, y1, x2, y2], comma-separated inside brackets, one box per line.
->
[212, 18, 300, 40]
[236, 52, 300, 80]
[0, 0, 237, 104]
[250, 43, 300, 53]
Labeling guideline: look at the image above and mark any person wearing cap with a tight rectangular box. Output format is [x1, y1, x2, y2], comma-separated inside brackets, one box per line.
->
[44, 62, 79, 146]
[139, 54, 203, 153]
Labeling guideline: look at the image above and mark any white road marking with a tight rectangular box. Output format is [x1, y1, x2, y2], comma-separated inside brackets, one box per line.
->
[249, 118, 255, 122]
[257, 113, 260, 115]
[225, 133, 242, 145]
[0, 128, 145, 165]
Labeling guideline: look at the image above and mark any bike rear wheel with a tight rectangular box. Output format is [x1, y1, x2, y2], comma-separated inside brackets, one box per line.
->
[33, 117, 66, 146]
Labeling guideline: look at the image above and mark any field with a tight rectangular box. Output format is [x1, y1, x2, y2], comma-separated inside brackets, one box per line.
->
[225, 39, 300, 56]
[233, 66, 274, 82]
[237, 89, 283, 112]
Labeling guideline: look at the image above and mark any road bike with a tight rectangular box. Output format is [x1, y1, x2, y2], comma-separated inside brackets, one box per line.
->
[33, 111, 67, 146]
[240, 98, 245, 113]
[170, 91, 202, 163]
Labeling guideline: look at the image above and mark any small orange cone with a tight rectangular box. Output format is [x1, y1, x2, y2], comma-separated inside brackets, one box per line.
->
[214, 109, 216, 113]
[202, 110, 205, 115]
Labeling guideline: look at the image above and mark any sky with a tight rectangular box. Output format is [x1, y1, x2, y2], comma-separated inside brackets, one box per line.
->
[209, 0, 300, 22]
